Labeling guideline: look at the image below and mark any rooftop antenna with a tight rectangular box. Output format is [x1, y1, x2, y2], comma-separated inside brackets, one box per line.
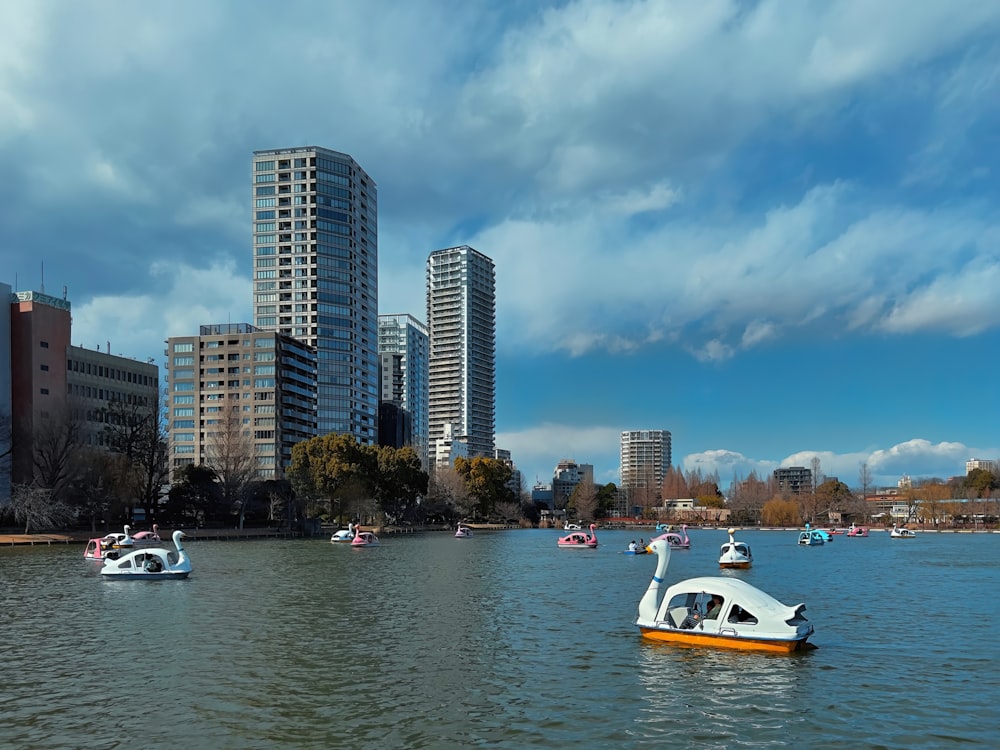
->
[40, 260, 45, 294]
[63, 285, 67, 300]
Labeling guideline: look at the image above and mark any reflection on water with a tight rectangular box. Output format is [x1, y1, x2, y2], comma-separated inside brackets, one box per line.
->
[1, 529, 998, 748]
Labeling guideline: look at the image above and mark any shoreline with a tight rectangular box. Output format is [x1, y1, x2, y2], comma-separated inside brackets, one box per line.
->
[2, 524, 996, 546]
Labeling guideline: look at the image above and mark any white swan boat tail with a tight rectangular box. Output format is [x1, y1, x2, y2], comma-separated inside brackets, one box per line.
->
[636, 539, 814, 653]
[100, 530, 191, 580]
[718, 528, 753, 569]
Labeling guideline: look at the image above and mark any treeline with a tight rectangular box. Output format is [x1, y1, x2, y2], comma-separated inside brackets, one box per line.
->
[1, 400, 167, 534]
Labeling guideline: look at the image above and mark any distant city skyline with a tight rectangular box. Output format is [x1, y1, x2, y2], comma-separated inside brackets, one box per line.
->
[2, 3, 998, 489]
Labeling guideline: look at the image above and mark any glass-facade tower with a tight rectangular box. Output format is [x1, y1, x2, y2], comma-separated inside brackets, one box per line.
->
[252, 147, 378, 443]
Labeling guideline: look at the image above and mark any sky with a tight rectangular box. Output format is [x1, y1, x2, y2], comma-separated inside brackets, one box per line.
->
[2, 0, 999, 491]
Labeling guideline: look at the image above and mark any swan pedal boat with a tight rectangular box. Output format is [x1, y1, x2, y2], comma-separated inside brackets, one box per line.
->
[100, 531, 191, 580]
[83, 537, 121, 561]
[131, 524, 162, 546]
[846, 524, 869, 537]
[652, 523, 691, 549]
[797, 529, 826, 546]
[718, 528, 753, 569]
[455, 525, 474, 538]
[636, 539, 814, 653]
[557, 523, 598, 548]
[890, 525, 917, 538]
[351, 527, 380, 547]
[330, 523, 355, 543]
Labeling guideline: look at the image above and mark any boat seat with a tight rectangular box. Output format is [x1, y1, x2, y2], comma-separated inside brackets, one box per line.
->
[669, 606, 692, 628]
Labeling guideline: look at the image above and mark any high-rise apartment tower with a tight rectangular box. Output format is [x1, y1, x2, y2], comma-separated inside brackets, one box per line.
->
[620, 430, 672, 491]
[377, 313, 429, 468]
[251, 147, 378, 443]
[426, 245, 496, 468]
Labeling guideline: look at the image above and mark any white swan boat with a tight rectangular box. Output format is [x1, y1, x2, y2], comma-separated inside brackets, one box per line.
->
[330, 523, 355, 543]
[890, 524, 916, 538]
[455, 524, 474, 538]
[636, 539, 814, 653]
[718, 528, 753, 569]
[100, 530, 191, 580]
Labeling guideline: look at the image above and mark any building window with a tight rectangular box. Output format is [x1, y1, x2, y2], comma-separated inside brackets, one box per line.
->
[40, 341, 49, 348]
[40, 364, 49, 371]
[40, 388, 49, 395]
[173, 342, 194, 352]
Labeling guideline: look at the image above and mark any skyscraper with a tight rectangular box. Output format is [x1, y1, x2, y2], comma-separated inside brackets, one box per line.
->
[251, 147, 378, 443]
[377, 313, 429, 467]
[426, 245, 496, 468]
[620, 429, 672, 493]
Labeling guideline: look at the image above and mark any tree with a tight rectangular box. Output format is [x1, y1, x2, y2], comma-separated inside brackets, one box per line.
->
[289, 433, 367, 521]
[204, 407, 258, 528]
[454, 456, 514, 520]
[915, 480, 951, 528]
[568, 482, 599, 523]
[103, 394, 169, 524]
[32, 406, 83, 502]
[8, 484, 74, 534]
[166, 464, 222, 526]
[815, 479, 853, 523]
[371, 445, 428, 523]
[726, 471, 771, 525]
[595, 482, 619, 518]
[0, 407, 11, 503]
[660, 467, 689, 501]
[761, 497, 801, 527]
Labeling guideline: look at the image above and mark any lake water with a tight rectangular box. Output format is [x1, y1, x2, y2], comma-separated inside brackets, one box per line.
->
[1, 528, 997, 749]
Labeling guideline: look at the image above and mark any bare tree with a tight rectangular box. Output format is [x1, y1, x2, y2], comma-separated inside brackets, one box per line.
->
[33, 406, 83, 501]
[204, 406, 258, 528]
[0, 407, 11, 504]
[430, 467, 474, 519]
[103, 392, 169, 523]
[9, 484, 74, 534]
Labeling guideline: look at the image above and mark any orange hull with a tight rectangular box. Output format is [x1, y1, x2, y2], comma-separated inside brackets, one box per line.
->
[719, 562, 751, 569]
[639, 627, 808, 654]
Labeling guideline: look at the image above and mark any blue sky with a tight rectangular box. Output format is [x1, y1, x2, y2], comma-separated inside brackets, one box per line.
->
[2, 0, 999, 490]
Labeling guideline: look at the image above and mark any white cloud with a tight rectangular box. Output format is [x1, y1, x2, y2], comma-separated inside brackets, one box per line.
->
[71, 258, 252, 364]
[496, 423, 624, 486]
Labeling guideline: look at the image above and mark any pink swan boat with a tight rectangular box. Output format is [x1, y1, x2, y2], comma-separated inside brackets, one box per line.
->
[653, 523, 690, 549]
[557, 523, 598, 548]
[351, 525, 380, 547]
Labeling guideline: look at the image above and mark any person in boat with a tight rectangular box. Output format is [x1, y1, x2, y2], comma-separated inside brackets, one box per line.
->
[705, 595, 724, 620]
[628, 541, 637, 551]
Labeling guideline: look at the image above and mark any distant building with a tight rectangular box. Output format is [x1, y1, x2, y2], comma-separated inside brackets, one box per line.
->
[427, 245, 496, 468]
[494, 447, 522, 498]
[166, 324, 316, 480]
[0, 283, 11, 503]
[377, 313, 429, 467]
[531, 482, 553, 510]
[620, 430, 672, 491]
[966, 458, 997, 474]
[9, 291, 73, 486]
[552, 459, 594, 508]
[774, 466, 813, 495]
[67, 345, 159, 450]
[7, 289, 158, 494]
[432, 422, 469, 471]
